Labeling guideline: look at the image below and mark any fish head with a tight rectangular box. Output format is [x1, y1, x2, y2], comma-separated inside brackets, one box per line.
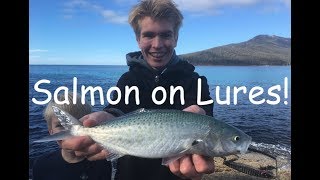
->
[219, 125, 252, 155]
[207, 123, 252, 156]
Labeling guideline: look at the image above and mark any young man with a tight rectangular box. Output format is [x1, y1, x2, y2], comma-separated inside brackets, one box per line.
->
[32, 93, 112, 180]
[60, 0, 215, 179]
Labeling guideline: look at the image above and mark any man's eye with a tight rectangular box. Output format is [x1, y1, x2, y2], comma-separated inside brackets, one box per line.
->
[142, 32, 155, 38]
[160, 33, 173, 39]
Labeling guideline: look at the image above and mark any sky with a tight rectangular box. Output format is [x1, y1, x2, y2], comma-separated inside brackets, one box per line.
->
[29, 0, 291, 65]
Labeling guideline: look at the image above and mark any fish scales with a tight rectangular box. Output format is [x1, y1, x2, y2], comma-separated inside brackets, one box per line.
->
[35, 107, 252, 160]
[76, 110, 212, 158]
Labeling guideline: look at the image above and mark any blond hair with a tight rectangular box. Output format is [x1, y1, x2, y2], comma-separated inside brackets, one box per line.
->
[128, 0, 183, 38]
[43, 93, 92, 129]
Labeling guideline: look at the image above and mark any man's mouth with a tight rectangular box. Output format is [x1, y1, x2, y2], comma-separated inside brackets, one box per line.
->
[149, 52, 166, 59]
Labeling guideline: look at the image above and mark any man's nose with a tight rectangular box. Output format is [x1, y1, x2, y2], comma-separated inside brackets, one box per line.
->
[152, 36, 164, 48]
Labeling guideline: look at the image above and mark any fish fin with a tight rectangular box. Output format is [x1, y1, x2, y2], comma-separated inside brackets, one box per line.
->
[161, 147, 192, 166]
[191, 139, 203, 146]
[184, 139, 207, 155]
[133, 108, 148, 113]
[52, 105, 81, 130]
[33, 130, 73, 143]
[117, 108, 149, 118]
[162, 154, 185, 166]
[105, 153, 124, 161]
[161, 139, 208, 166]
[192, 139, 208, 149]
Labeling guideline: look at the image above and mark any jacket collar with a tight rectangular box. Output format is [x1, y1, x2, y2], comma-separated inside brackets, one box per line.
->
[126, 51, 180, 74]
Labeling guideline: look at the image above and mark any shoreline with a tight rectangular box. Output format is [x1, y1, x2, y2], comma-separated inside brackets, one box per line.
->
[203, 152, 291, 180]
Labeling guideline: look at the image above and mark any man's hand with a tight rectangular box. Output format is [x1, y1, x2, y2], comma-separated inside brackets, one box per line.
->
[183, 105, 206, 115]
[60, 111, 115, 161]
[168, 154, 215, 180]
[167, 105, 215, 179]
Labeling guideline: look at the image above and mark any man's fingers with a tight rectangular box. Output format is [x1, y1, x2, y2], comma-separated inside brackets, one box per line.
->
[79, 115, 89, 123]
[82, 111, 115, 127]
[169, 159, 184, 178]
[74, 143, 104, 157]
[60, 136, 94, 150]
[179, 156, 200, 178]
[82, 118, 101, 127]
[192, 154, 215, 174]
[86, 149, 108, 161]
[183, 105, 206, 115]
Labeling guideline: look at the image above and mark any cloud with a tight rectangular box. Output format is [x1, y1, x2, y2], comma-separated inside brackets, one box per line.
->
[280, 0, 291, 8]
[29, 49, 48, 53]
[62, 0, 290, 21]
[29, 49, 49, 64]
[101, 10, 128, 24]
[64, 0, 127, 24]
[29, 56, 66, 65]
[174, 0, 258, 12]
[29, 55, 40, 59]
[114, 0, 138, 6]
[173, 0, 290, 14]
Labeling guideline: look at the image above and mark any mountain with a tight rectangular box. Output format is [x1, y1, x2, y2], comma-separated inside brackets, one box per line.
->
[179, 35, 291, 66]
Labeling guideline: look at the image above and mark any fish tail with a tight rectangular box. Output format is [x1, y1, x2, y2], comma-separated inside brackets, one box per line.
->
[33, 106, 82, 143]
[33, 130, 74, 142]
[52, 105, 82, 130]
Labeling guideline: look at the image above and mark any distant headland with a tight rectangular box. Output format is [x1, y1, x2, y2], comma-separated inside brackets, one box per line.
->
[179, 35, 291, 66]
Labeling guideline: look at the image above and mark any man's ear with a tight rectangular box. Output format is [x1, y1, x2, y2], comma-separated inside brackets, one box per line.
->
[174, 35, 178, 48]
[136, 35, 141, 48]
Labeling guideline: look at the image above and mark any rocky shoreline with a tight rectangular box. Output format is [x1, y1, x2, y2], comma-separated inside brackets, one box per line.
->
[202, 152, 291, 180]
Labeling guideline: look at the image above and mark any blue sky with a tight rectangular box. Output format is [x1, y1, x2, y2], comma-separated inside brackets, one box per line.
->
[29, 0, 291, 65]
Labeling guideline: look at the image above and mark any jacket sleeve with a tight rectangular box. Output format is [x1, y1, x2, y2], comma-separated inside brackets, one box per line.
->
[181, 74, 214, 117]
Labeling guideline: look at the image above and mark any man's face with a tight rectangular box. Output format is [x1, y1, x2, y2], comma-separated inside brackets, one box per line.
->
[137, 16, 178, 69]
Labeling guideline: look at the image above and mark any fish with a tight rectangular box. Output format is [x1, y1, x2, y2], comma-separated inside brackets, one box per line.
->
[34, 106, 252, 165]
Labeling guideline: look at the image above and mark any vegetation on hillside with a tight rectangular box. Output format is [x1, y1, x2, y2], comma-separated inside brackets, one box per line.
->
[179, 35, 291, 66]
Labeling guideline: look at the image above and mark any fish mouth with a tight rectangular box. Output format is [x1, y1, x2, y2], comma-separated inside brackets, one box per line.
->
[239, 137, 252, 154]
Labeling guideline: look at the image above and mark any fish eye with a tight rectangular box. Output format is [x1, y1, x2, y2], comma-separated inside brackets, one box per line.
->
[233, 136, 240, 141]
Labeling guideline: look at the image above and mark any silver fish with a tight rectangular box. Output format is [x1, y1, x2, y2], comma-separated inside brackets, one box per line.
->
[35, 106, 252, 164]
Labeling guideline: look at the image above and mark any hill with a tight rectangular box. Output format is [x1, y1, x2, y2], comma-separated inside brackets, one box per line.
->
[179, 35, 291, 66]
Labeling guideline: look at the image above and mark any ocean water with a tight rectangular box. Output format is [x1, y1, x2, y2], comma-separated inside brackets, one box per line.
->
[29, 65, 291, 178]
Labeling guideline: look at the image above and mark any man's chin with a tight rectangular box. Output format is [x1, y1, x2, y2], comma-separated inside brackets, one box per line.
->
[150, 58, 170, 66]
[151, 62, 166, 69]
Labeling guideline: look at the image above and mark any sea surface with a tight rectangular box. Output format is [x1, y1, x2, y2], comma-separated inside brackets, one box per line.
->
[29, 65, 291, 178]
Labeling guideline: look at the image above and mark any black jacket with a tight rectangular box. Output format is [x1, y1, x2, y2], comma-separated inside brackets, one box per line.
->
[32, 150, 112, 180]
[105, 51, 214, 180]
